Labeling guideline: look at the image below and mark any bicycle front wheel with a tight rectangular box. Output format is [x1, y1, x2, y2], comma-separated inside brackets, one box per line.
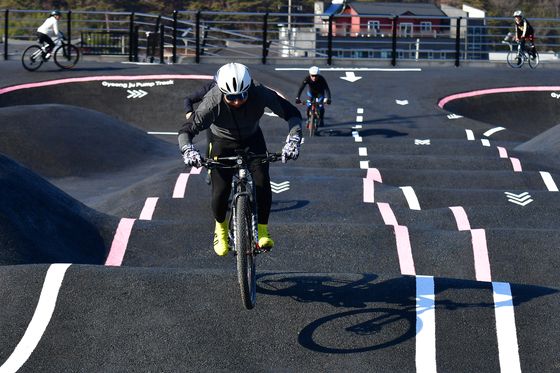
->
[54, 44, 80, 69]
[308, 114, 316, 137]
[506, 51, 523, 68]
[529, 50, 539, 69]
[234, 195, 257, 309]
[21, 45, 44, 71]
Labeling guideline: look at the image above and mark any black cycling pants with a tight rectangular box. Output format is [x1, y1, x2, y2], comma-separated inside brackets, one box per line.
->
[37, 32, 55, 52]
[210, 128, 271, 225]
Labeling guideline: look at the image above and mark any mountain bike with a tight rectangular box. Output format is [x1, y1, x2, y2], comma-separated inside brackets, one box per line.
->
[203, 151, 281, 309]
[22, 33, 80, 71]
[301, 97, 324, 137]
[504, 40, 539, 69]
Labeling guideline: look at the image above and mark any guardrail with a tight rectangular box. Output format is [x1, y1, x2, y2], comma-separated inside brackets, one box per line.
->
[2, 9, 560, 65]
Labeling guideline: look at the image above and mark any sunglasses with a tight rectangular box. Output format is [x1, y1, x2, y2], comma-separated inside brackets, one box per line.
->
[225, 91, 248, 101]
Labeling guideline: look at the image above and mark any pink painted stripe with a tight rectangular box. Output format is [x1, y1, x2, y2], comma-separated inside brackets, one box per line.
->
[0, 74, 214, 95]
[471, 229, 492, 282]
[377, 202, 398, 225]
[366, 168, 383, 182]
[497, 147, 508, 159]
[363, 178, 375, 203]
[438, 86, 560, 108]
[173, 173, 190, 198]
[449, 206, 471, 231]
[105, 218, 136, 266]
[139, 197, 159, 220]
[510, 158, 522, 172]
[394, 225, 416, 276]
[190, 167, 203, 175]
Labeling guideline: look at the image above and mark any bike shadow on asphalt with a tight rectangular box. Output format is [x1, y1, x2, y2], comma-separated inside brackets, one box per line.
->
[270, 200, 309, 212]
[256, 272, 558, 353]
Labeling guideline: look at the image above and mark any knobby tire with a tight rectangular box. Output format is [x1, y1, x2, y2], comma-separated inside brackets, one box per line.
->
[529, 50, 539, 69]
[235, 194, 257, 309]
[506, 50, 523, 68]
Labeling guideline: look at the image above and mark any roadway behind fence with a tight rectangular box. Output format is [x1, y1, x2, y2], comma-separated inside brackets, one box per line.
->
[2, 9, 560, 65]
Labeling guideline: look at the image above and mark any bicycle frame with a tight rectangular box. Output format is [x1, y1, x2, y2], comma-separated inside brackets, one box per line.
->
[229, 167, 258, 255]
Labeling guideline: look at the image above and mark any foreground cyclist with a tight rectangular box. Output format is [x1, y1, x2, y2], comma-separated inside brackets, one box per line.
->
[513, 10, 537, 62]
[36, 10, 62, 59]
[295, 66, 331, 127]
[179, 63, 302, 256]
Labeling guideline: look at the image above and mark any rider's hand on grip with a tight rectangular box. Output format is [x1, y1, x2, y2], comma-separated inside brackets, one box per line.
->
[325, 98, 331, 105]
[281, 134, 301, 163]
[295, 98, 302, 105]
[181, 144, 202, 167]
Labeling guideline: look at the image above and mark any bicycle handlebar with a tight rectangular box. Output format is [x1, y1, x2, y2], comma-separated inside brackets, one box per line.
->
[201, 152, 282, 169]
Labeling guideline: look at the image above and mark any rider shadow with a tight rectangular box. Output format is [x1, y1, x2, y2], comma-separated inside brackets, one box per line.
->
[317, 127, 407, 138]
[256, 272, 557, 354]
[270, 200, 309, 213]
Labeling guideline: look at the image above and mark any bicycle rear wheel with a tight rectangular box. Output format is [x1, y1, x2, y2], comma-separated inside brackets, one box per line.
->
[529, 50, 539, 69]
[21, 45, 44, 71]
[506, 51, 523, 68]
[54, 44, 80, 69]
[234, 195, 257, 309]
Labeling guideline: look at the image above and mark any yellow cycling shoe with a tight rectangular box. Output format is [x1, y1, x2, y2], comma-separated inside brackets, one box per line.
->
[257, 224, 274, 250]
[213, 220, 229, 256]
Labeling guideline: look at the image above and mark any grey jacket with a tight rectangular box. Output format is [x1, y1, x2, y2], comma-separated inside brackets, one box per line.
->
[178, 81, 302, 149]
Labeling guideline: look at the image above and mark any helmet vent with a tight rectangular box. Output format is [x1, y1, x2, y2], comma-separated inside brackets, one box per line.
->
[232, 77, 237, 92]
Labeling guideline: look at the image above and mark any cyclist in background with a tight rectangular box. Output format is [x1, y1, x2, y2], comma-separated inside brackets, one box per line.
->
[37, 10, 62, 59]
[179, 63, 302, 256]
[513, 10, 537, 61]
[295, 66, 331, 128]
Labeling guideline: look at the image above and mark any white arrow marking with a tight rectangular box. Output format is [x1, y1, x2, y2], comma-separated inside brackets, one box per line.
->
[483, 127, 506, 137]
[396, 99, 409, 105]
[415, 139, 430, 145]
[271, 181, 290, 193]
[447, 113, 463, 119]
[504, 192, 533, 206]
[340, 71, 362, 82]
[127, 89, 148, 99]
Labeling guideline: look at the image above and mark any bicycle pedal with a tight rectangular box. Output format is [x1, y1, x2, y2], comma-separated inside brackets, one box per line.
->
[255, 246, 271, 254]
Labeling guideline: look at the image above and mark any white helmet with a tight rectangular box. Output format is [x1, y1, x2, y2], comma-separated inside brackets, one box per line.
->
[309, 66, 320, 75]
[216, 63, 252, 96]
[513, 10, 523, 17]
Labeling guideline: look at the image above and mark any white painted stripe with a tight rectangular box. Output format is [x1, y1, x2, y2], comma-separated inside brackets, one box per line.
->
[352, 125, 363, 129]
[481, 139, 491, 147]
[400, 186, 421, 210]
[483, 127, 506, 137]
[465, 129, 475, 140]
[416, 275, 437, 373]
[172, 173, 190, 198]
[357, 108, 364, 114]
[356, 116, 363, 122]
[359, 147, 368, 156]
[139, 197, 159, 220]
[147, 131, 178, 135]
[0, 264, 71, 373]
[492, 282, 522, 373]
[360, 160, 369, 169]
[354, 136, 363, 143]
[540, 171, 559, 192]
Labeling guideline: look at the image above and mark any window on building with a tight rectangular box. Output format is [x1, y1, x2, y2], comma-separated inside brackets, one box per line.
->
[367, 20, 380, 36]
[420, 22, 432, 33]
[399, 23, 413, 37]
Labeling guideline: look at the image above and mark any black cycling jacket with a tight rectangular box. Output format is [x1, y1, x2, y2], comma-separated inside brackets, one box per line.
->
[296, 75, 331, 100]
[183, 80, 215, 113]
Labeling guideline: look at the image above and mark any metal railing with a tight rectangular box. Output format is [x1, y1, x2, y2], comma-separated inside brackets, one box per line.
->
[2, 9, 560, 65]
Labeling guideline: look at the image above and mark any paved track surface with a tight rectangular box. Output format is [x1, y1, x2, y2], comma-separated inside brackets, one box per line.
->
[1, 60, 560, 372]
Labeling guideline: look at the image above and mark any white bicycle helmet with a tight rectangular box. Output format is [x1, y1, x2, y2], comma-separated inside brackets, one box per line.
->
[309, 66, 320, 75]
[513, 10, 523, 17]
[216, 63, 252, 96]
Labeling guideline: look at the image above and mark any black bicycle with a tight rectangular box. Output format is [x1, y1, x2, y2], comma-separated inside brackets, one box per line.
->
[300, 97, 324, 137]
[22, 33, 80, 71]
[203, 151, 281, 309]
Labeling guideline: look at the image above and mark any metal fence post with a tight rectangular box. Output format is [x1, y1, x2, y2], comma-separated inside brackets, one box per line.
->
[262, 12, 268, 64]
[391, 16, 398, 66]
[327, 15, 333, 66]
[134, 25, 139, 62]
[67, 10, 72, 42]
[172, 10, 178, 63]
[4, 9, 8, 60]
[455, 17, 462, 67]
[195, 10, 201, 63]
[128, 12, 135, 62]
[159, 24, 164, 63]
